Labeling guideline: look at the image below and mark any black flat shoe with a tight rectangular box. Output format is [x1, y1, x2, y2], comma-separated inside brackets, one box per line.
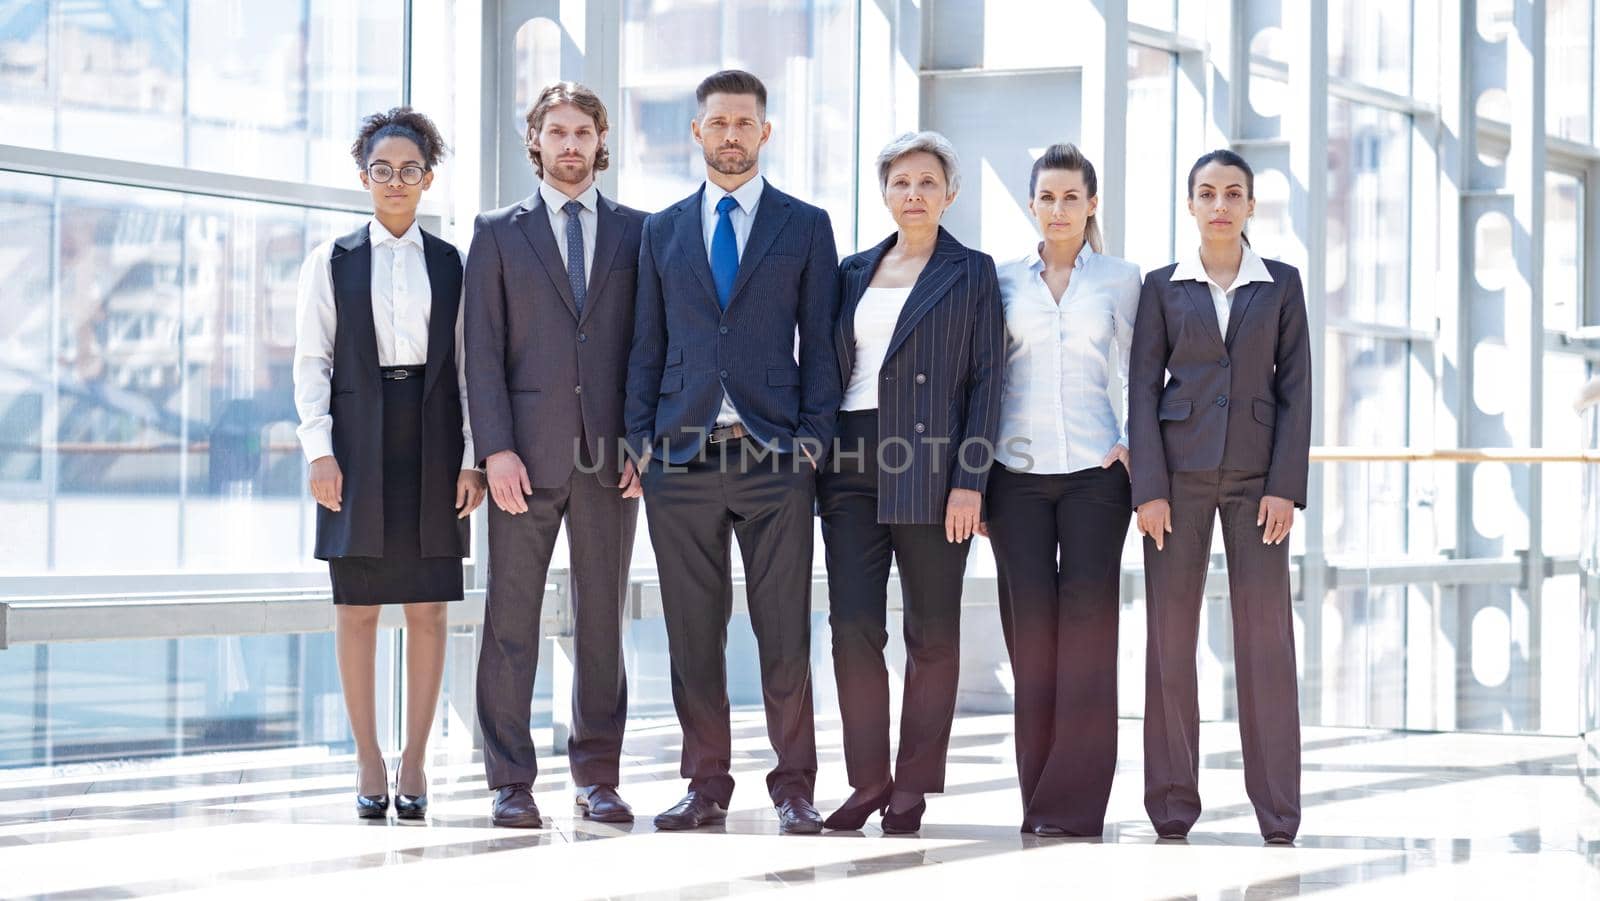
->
[776, 796, 823, 835]
[880, 799, 926, 835]
[394, 762, 428, 820]
[492, 784, 544, 828]
[1154, 820, 1190, 840]
[822, 783, 893, 831]
[1265, 832, 1295, 845]
[576, 784, 634, 823]
[355, 759, 389, 819]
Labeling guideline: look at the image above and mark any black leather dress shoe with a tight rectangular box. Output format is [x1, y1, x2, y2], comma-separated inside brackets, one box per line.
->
[653, 791, 727, 830]
[822, 783, 893, 831]
[1265, 831, 1295, 845]
[1154, 820, 1190, 840]
[492, 784, 544, 828]
[880, 799, 926, 835]
[776, 796, 823, 835]
[576, 784, 634, 823]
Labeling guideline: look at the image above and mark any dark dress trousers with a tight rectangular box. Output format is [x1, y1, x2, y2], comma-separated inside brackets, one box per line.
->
[465, 190, 645, 790]
[624, 180, 841, 806]
[1128, 257, 1312, 839]
[821, 228, 1003, 795]
[316, 225, 469, 566]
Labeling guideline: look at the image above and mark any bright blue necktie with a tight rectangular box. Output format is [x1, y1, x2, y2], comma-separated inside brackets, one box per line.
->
[711, 194, 739, 310]
[563, 199, 586, 316]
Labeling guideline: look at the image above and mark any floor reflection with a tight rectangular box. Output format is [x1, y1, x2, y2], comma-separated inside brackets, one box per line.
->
[1, 714, 1597, 898]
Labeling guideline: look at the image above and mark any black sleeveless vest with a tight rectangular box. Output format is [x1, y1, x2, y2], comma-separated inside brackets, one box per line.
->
[313, 224, 469, 560]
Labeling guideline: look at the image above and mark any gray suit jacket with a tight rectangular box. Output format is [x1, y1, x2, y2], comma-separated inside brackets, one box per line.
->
[465, 190, 646, 489]
[1127, 257, 1312, 510]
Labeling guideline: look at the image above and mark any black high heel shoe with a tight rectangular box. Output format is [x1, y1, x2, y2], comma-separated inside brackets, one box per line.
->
[356, 759, 390, 819]
[394, 762, 428, 820]
[822, 782, 894, 831]
[880, 798, 926, 835]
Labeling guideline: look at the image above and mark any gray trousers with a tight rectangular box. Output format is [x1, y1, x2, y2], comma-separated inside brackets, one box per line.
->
[1142, 469, 1301, 839]
[476, 464, 639, 790]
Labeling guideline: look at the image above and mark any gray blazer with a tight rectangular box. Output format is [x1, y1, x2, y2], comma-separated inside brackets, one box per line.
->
[1127, 257, 1312, 510]
[465, 190, 647, 488]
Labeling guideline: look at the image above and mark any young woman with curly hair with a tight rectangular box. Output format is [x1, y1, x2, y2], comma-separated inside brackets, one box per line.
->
[292, 107, 486, 820]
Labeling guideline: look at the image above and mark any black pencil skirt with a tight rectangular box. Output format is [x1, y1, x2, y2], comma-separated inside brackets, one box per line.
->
[328, 374, 464, 606]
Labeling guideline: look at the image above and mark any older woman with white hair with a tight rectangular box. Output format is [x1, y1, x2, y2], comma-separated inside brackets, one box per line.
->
[819, 130, 1003, 834]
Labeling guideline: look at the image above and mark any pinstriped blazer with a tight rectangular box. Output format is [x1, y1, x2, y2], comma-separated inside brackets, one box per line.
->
[835, 227, 1005, 525]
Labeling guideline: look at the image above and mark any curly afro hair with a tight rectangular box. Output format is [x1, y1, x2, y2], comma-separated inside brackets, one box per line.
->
[350, 106, 449, 170]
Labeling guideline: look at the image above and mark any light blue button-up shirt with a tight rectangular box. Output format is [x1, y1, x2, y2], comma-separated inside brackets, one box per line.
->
[701, 175, 765, 426]
[995, 244, 1142, 475]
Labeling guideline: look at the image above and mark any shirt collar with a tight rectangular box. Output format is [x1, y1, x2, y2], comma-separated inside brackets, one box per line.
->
[540, 180, 599, 215]
[1170, 243, 1274, 291]
[1026, 241, 1094, 273]
[705, 174, 765, 216]
[368, 217, 423, 249]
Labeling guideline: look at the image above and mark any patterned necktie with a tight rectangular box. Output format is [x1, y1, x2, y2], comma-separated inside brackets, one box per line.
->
[711, 194, 739, 310]
[563, 199, 586, 315]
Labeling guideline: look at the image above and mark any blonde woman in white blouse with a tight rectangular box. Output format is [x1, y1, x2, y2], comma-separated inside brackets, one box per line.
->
[983, 143, 1140, 837]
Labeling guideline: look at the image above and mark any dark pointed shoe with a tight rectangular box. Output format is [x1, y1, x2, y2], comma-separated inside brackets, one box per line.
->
[356, 791, 390, 819]
[880, 799, 926, 835]
[822, 783, 893, 831]
[576, 784, 634, 823]
[394, 763, 427, 820]
[491, 784, 544, 828]
[1155, 820, 1190, 840]
[776, 796, 823, 835]
[653, 791, 727, 830]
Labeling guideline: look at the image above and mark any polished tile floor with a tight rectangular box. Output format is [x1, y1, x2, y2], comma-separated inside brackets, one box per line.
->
[2, 713, 1598, 899]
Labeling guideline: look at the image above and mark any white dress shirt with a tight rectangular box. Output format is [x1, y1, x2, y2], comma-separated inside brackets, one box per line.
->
[701, 175, 766, 426]
[293, 217, 474, 469]
[842, 286, 914, 412]
[540, 179, 598, 281]
[995, 244, 1141, 474]
[1169, 242, 1275, 336]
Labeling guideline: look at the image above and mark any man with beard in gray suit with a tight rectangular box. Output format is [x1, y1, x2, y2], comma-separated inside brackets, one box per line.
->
[466, 82, 646, 829]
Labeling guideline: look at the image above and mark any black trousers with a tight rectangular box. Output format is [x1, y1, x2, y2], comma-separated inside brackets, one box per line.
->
[1143, 469, 1300, 839]
[476, 451, 639, 790]
[987, 461, 1130, 835]
[818, 410, 972, 794]
[640, 437, 818, 806]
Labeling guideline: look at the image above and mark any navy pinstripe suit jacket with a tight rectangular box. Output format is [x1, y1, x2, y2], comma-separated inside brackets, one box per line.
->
[625, 181, 842, 465]
[836, 227, 1005, 525]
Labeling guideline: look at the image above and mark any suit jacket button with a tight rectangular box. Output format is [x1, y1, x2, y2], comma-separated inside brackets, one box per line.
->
[914, 422, 926, 434]
[720, 369, 729, 379]
[1216, 395, 1227, 407]
[578, 333, 588, 343]
[1219, 357, 1229, 367]
[719, 326, 729, 335]
[575, 385, 583, 395]
[915, 373, 927, 384]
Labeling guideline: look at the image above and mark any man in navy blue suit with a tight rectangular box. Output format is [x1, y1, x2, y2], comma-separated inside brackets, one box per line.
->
[624, 69, 841, 835]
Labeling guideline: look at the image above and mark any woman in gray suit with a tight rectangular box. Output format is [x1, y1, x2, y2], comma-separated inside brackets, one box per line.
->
[1129, 149, 1312, 845]
[819, 131, 1004, 834]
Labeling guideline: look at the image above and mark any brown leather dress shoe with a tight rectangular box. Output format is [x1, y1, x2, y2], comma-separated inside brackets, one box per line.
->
[492, 784, 544, 828]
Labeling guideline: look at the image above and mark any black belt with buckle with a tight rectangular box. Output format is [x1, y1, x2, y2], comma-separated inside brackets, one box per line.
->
[707, 423, 748, 444]
[380, 365, 426, 381]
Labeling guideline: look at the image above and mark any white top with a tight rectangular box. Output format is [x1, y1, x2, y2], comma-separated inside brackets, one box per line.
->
[1168, 242, 1275, 336]
[701, 175, 766, 426]
[842, 286, 915, 412]
[995, 244, 1141, 474]
[539, 180, 598, 281]
[292, 217, 474, 469]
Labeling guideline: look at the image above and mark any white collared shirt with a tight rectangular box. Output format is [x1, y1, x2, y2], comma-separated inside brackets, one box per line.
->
[995, 244, 1142, 474]
[292, 217, 474, 469]
[1169, 242, 1275, 336]
[842, 286, 915, 412]
[700, 175, 766, 426]
[540, 180, 599, 282]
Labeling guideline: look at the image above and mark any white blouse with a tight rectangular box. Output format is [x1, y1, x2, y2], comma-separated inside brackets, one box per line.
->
[292, 217, 474, 469]
[995, 244, 1141, 475]
[842, 285, 915, 412]
[1169, 242, 1275, 336]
